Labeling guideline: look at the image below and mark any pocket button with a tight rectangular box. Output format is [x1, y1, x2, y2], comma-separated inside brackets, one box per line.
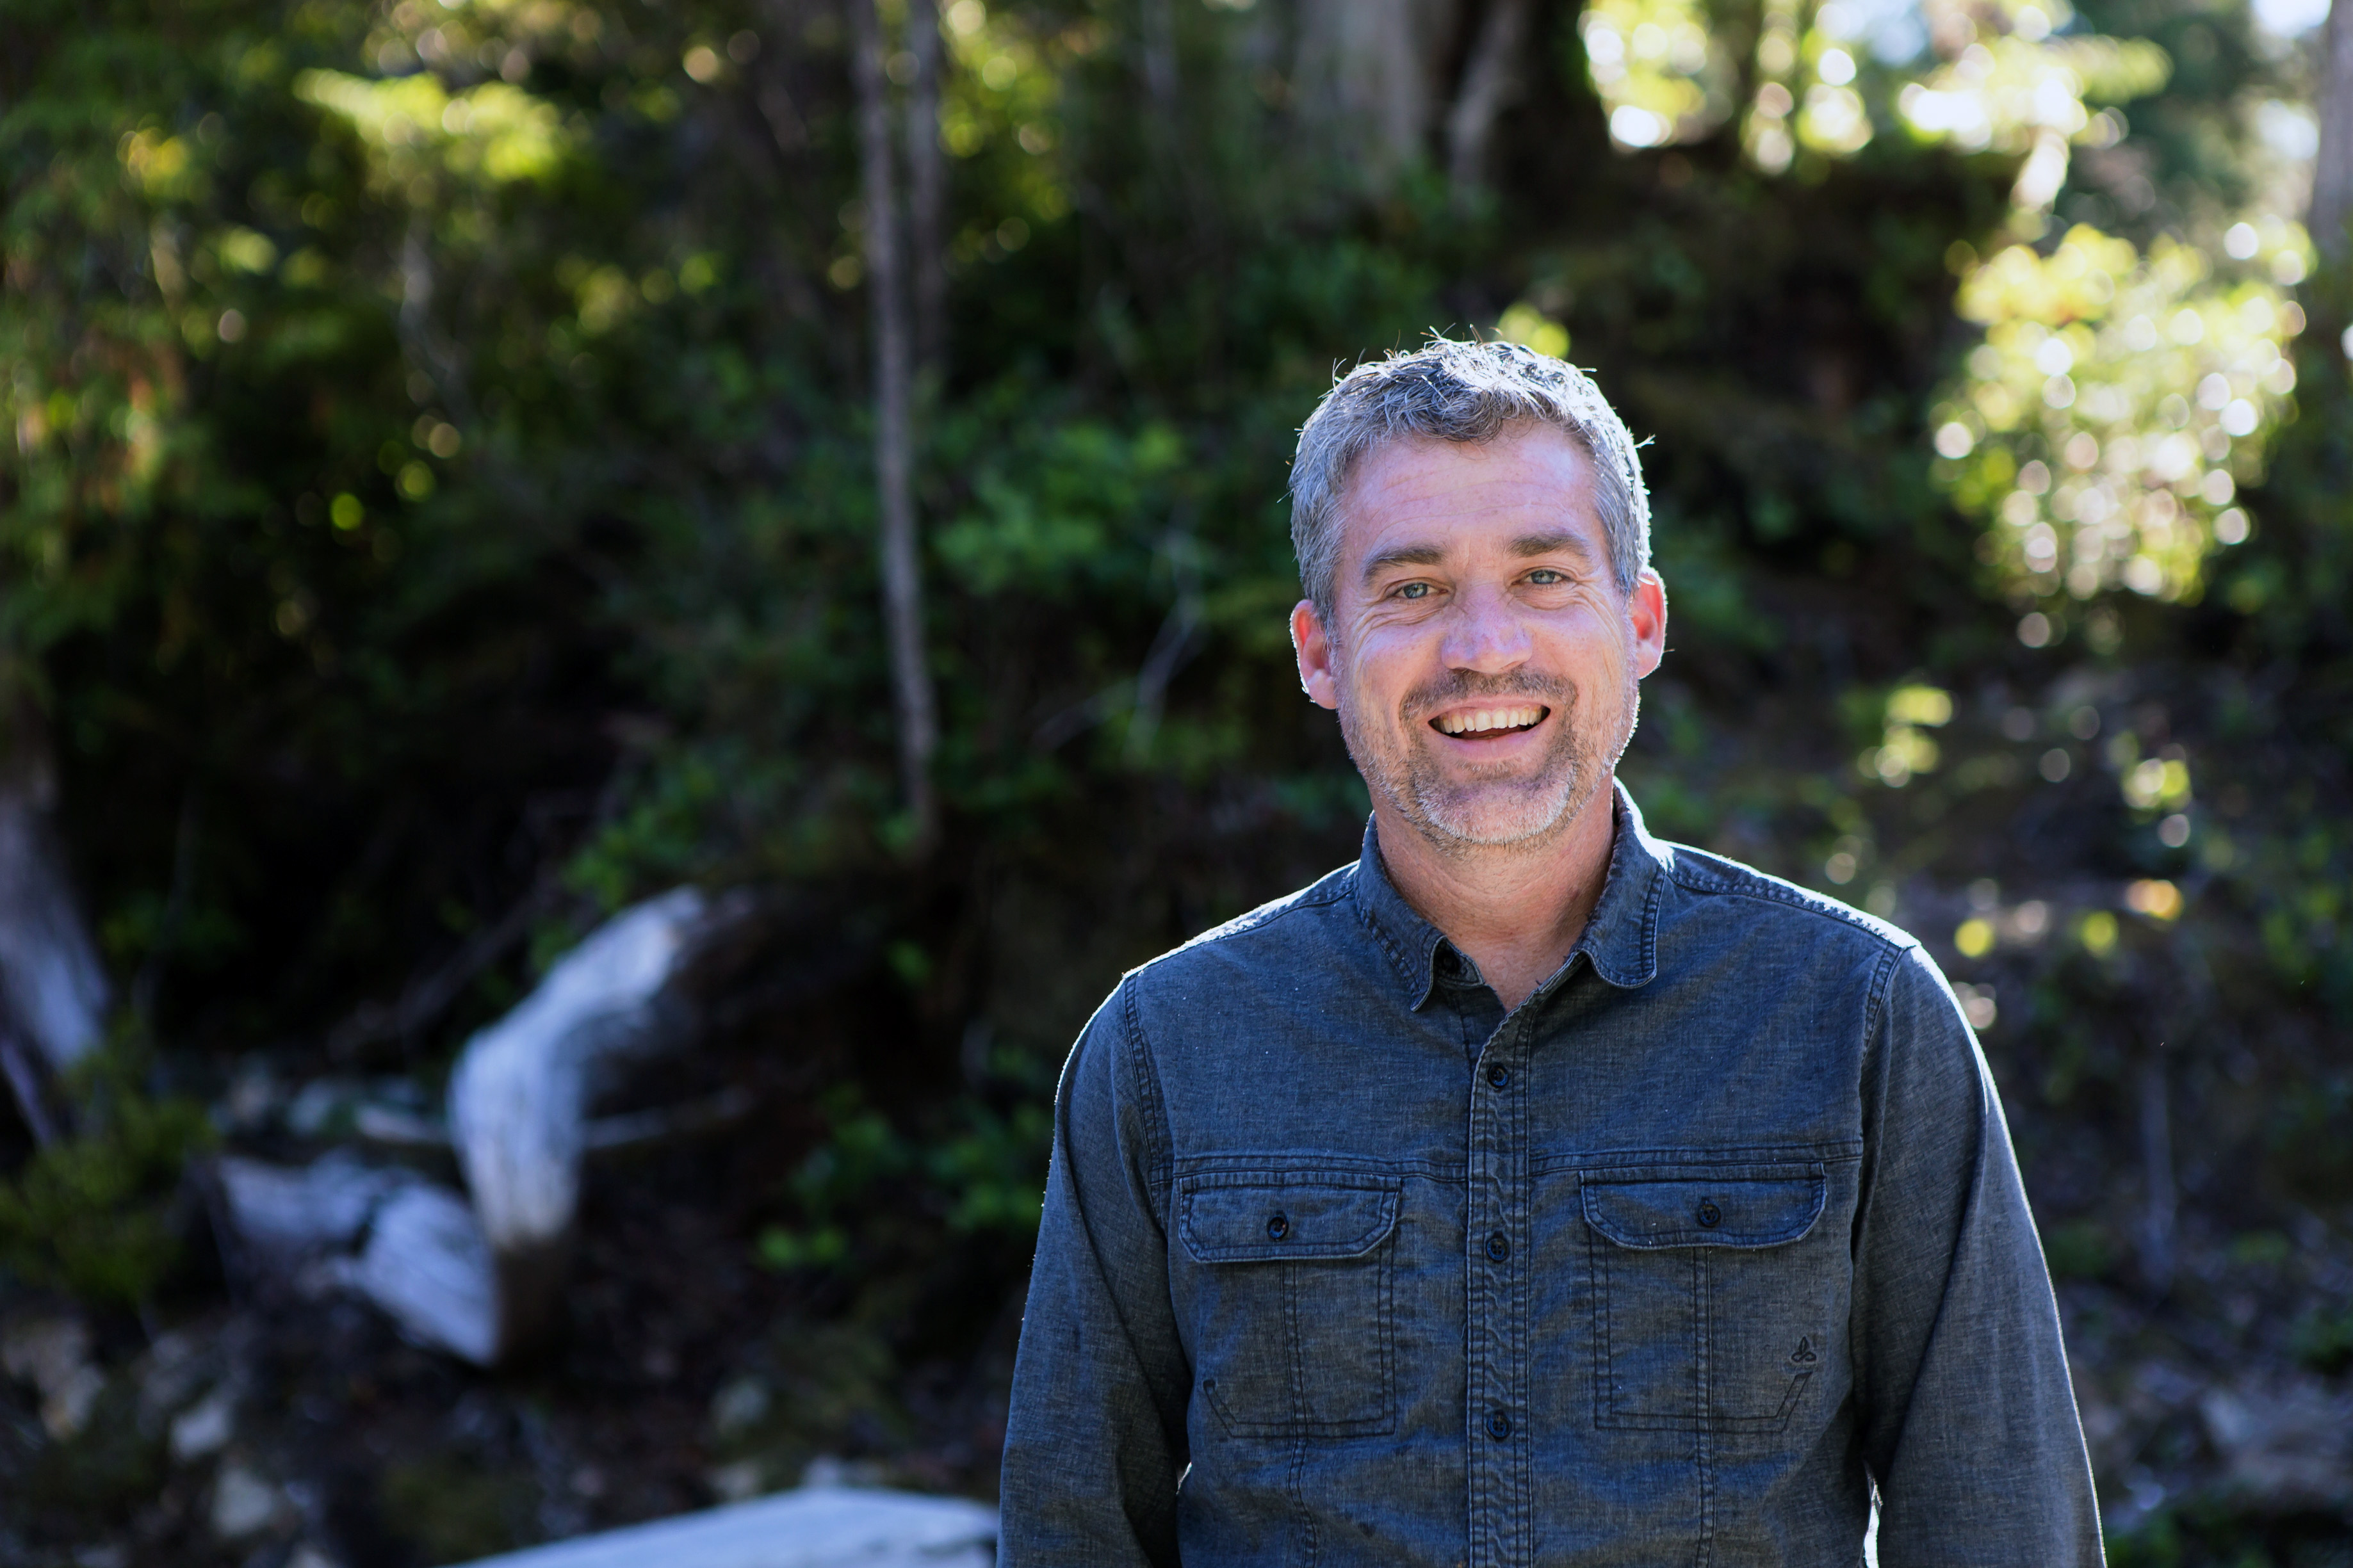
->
[1266, 1213, 1289, 1241]
[1695, 1199, 1723, 1229]
[1486, 1230, 1510, 1262]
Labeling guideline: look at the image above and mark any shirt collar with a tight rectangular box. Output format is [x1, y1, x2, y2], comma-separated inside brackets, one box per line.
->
[1349, 780, 1668, 1009]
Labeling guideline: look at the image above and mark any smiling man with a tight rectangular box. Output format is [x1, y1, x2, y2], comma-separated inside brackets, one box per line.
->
[1000, 340, 2102, 1567]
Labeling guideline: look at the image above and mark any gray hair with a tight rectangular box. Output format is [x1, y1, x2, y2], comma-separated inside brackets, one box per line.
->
[1288, 337, 1650, 621]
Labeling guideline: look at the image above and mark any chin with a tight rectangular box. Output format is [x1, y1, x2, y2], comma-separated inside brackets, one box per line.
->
[1414, 786, 1580, 850]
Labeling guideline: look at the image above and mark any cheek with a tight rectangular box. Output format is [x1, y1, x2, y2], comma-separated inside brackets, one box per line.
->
[1339, 623, 1426, 699]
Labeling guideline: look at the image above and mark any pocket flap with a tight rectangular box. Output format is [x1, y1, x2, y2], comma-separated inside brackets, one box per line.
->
[1179, 1176, 1400, 1263]
[1582, 1172, 1824, 1250]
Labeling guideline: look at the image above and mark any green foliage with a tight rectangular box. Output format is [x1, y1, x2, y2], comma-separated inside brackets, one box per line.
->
[2107, 1495, 2353, 1568]
[929, 1099, 1052, 1236]
[2289, 1305, 2353, 1377]
[755, 1080, 1050, 1275]
[1, 8, 2349, 1524]
[0, 1045, 212, 1305]
[2042, 1218, 2119, 1281]
[379, 1452, 533, 1564]
[23, 1377, 164, 1522]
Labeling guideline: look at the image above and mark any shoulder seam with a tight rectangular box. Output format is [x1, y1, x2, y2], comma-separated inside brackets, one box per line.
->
[1664, 846, 1912, 954]
[1860, 942, 1903, 1074]
[1117, 981, 1176, 1217]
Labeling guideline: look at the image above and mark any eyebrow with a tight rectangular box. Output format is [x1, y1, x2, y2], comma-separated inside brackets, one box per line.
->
[1359, 531, 1596, 583]
[1359, 542, 1447, 582]
[1510, 530, 1596, 562]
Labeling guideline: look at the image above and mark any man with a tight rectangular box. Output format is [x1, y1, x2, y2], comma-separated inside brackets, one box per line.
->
[1000, 339, 2102, 1566]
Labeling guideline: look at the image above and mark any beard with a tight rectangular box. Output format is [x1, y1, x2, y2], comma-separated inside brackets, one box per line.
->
[1336, 661, 1640, 855]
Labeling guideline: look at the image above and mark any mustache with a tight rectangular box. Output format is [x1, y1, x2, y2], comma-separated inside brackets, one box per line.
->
[1401, 670, 1573, 722]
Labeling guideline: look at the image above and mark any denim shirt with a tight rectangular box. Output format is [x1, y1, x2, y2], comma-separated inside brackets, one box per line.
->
[1000, 788, 2102, 1568]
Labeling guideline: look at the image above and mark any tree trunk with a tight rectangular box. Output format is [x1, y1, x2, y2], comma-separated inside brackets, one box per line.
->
[906, 0, 949, 378]
[1294, 0, 1461, 186]
[0, 702, 110, 1145]
[2314, 0, 2353, 259]
[851, 0, 940, 852]
[2138, 1049, 2176, 1295]
[1445, 0, 1534, 205]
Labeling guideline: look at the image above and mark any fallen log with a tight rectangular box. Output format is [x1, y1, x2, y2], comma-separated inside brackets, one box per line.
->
[444, 1483, 996, 1568]
[447, 886, 763, 1358]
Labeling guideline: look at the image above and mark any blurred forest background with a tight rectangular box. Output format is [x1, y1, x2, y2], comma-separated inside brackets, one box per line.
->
[3, 0, 2352, 1561]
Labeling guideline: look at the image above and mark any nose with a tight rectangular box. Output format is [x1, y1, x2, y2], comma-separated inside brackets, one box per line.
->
[1438, 582, 1533, 675]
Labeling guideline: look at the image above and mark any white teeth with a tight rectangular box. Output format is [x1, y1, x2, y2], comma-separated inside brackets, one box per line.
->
[1435, 705, 1543, 736]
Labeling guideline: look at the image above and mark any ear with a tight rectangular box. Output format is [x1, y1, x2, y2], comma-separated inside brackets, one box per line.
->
[1628, 569, 1668, 679]
[1291, 599, 1340, 711]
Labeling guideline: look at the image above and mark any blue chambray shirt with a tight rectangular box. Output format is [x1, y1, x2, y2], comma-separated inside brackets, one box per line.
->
[1000, 786, 2103, 1567]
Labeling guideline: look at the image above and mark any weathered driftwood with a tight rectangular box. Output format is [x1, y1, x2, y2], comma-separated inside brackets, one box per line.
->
[445, 1484, 996, 1568]
[216, 1152, 412, 1261]
[215, 1152, 503, 1364]
[345, 1182, 500, 1366]
[0, 715, 111, 1141]
[447, 886, 761, 1357]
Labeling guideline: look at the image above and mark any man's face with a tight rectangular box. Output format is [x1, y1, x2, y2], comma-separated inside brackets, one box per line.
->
[1290, 424, 1667, 854]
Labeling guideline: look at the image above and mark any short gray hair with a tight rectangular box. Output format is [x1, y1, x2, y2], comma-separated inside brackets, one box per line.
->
[1288, 338, 1650, 620]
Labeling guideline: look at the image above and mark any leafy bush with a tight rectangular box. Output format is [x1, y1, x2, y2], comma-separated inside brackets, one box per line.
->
[0, 1046, 212, 1305]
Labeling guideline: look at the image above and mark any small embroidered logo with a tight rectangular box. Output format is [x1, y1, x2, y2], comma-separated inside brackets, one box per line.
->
[1791, 1337, 1818, 1364]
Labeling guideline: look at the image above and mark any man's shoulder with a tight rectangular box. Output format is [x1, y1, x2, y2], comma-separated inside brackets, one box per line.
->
[1652, 836, 1920, 961]
[1119, 861, 1362, 992]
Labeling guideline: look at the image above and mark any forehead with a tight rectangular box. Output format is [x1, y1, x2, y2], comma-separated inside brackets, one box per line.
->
[1334, 425, 1600, 578]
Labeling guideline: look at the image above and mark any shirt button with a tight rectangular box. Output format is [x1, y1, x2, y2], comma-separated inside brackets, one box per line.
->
[1266, 1213, 1289, 1241]
[1696, 1199, 1722, 1229]
[1486, 1410, 1511, 1440]
[1486, 1231, 1510, 1262]
[1486, 1064, 1510, 1088]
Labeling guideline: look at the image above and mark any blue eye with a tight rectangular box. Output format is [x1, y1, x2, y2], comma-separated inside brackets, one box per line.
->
[1396, 582, 1431, 599]
[1526, 569, 1566, 585]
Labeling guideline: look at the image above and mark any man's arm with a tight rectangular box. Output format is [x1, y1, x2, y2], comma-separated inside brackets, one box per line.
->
[1000, 984, 1191, 1568]
[1853, 945, 2105, 1566]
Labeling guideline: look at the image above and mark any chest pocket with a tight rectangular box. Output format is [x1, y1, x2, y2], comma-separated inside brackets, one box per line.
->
[1177, 1174, 1401, 1439]
[1583, 1165, 1830, 1435]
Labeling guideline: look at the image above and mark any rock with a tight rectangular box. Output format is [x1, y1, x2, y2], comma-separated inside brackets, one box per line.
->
[169, 1384, 237, 1463]
[286, 1077, 364, 1139]
[210, 1461, 286, 1540]
[710, 1375, 771, 1437]
[441, 1485, 996, 1568]
[2198, 1375, 2353, 1510]
[1, 1313, 105, 1441]
[447, 887, 761, 1357]
[345, 1183, 501, 1366]
[134, 1327, 213, 1430]
[707, 1459, 767, 1504]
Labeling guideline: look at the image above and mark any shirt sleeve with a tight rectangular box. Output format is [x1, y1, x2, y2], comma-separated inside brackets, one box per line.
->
[1853, 944, 2106, 1567]
[998, 982, 1191, 1568]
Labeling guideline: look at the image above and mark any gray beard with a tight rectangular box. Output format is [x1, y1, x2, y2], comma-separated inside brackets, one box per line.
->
[1339, 665, 1639, 857]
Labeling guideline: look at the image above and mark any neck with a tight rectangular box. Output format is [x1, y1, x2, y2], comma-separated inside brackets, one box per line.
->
[1372, 784, 1619, 1012]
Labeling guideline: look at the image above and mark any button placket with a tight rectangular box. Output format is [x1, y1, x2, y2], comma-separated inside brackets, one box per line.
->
[1466, 1024, 1530, 1568]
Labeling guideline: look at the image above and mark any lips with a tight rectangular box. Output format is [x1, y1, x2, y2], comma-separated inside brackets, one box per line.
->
[1431, 704, 1548, 738]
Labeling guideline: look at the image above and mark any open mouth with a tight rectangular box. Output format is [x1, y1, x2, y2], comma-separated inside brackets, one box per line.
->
[1430, 704, 1549, 740]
